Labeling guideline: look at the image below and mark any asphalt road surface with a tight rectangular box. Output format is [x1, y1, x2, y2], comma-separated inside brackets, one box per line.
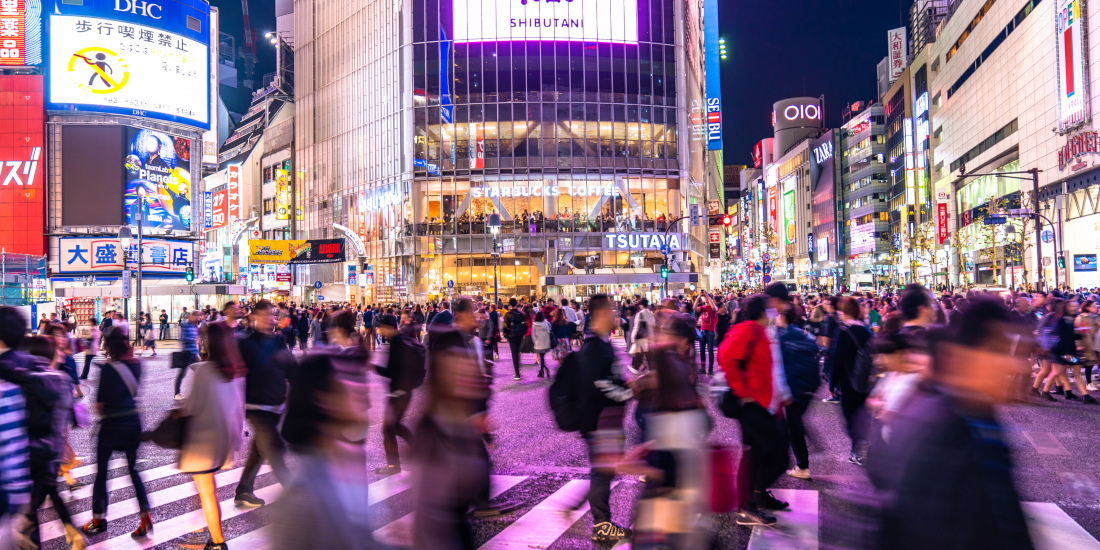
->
[44, 338, 1100, 550]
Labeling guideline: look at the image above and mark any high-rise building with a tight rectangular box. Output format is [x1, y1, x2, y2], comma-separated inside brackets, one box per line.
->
[841, 103, 890, 289]
[910, 0, 957, 54]
[294, 0, 716, 303]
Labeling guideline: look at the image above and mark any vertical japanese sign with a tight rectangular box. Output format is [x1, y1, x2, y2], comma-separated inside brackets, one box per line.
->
[203, 191, 212, 229]
[210, 189, 227, 229]
[1057, 0, 1090, 131]
[0, 0, 24, 65]
[767, 186, 778, 236]
[703, 0, 722, 150]
[227, 164, 240, 224]
[937, 203, 949, 244]
[275, 168, 290, 220]
[888, 27, 907, 81]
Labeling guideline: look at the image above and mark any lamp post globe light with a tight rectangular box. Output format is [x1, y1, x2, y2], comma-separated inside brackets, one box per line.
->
[488, 213, 501, 307]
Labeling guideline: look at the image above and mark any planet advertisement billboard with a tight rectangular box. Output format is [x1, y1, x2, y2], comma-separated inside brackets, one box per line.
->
[123, 127, 191, 230]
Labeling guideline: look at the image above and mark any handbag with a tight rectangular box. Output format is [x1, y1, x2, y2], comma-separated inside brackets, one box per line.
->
[520, 334, 535, 353]
[143, 410, 190, 450]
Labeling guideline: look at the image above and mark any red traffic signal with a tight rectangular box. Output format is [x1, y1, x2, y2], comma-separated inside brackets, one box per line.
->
[720, 215, 732, 226]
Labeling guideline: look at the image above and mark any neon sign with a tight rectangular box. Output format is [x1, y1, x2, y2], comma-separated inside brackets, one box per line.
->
[782, 104, 820, 121]
[453, 0, 637, 44]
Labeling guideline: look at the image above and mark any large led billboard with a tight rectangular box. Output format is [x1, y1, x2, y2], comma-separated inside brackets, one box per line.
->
[47, 0, 210, 129]
[124, 128, 191, 231]
[452, 0, 637, 44]
[1057, 0, 1090, 131]
[0, 75, 44, 255]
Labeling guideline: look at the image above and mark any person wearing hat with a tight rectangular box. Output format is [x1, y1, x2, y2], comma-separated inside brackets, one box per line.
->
[374, 313, 425, 474]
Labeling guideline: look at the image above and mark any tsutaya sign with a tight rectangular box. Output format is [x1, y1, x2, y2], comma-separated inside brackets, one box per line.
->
[471, 183, 621, 198]
[604, 233, 685, 250]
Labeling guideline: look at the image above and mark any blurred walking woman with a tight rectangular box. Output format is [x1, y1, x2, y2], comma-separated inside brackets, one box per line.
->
[83, 328, 152, 538]
[178, 322, 245, 550]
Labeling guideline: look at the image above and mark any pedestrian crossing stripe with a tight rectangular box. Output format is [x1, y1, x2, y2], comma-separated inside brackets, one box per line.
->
[31, 463, 1100, 550]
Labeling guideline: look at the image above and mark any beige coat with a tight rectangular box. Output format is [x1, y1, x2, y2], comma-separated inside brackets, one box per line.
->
[178, 361, 245, 473]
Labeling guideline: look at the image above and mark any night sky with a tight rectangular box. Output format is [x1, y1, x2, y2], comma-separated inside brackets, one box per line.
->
[210, 0, 277, 114]
[719, 0, 906, 165]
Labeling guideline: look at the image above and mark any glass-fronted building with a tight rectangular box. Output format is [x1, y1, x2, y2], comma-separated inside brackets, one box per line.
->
[294, 0, 712, 303]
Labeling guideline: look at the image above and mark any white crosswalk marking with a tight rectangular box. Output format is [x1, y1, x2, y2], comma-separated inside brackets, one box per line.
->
[746, 489, 819, 550]
[478, 479, 620, 550]
[88, 483, 284, 549]
[225, 525, 274, 550]
[373, 475, 528, 546]
[38, 466, 273, 543]
[367, 471, 411, 505]
[1023, 502, 1100, 550]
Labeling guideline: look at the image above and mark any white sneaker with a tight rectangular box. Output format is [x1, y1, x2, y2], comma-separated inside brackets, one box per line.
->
[174, 393, 184, 400]
[786, 467, 811, 479]
[1088, 383, 1099, 392]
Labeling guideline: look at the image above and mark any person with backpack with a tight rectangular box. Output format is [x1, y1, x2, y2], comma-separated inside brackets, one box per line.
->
[777, 307, 820, 480]
[363, 306, 376, 352]
[551, 294, 634, 542]
[503, 298, 528, 380]
[83, 327, 152, 538]
[826, 296, 875, 466]
[374, 314, 426, 475]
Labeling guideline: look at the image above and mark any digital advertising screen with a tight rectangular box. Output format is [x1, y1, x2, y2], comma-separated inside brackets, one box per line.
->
[452, 0, 637, 44]
[783, 189, 796, 245]
[0, 75, 44, 255]
[124, 128, 191, 231]
[47, 0, 210, 129]
[1057, 0, 1089, 131]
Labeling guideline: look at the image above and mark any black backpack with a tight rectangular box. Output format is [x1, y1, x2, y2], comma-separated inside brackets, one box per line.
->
[548, 351, 583, 432]
[403, 336, 428, 388]
[841, 326, 875, 395]
[507, 310, 527, 339]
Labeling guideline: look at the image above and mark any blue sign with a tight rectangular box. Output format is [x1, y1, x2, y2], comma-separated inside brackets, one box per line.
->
[659, 243, 671, 256]
[690, 204, 701, 226]
[447, 279, 454, 288]
[57, 236, 192, 277]
[703, 0, 723, 151]
[203, 191, 213, 229]
[314, 281, 322, 289]
[414, 159, 441, 175]
[317, 295, 325, 301]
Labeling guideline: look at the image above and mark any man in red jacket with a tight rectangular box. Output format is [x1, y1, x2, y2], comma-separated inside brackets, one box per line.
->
[718, 294, 790, 526]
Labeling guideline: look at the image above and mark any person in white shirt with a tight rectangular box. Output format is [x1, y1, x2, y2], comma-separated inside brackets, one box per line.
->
[561, 298, 579, 324]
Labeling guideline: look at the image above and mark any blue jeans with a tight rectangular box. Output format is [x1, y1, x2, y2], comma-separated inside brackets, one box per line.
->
[699, 330, 716, 370]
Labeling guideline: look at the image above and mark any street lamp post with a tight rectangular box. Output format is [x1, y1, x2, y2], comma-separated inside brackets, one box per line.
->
[488, 213, 501, 306]
[118, 216, 141, 340]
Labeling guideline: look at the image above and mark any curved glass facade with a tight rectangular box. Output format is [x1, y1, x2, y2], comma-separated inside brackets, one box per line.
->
[297, 0, 708, 302]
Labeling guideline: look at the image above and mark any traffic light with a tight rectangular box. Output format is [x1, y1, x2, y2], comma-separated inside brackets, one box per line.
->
[1057, 255, 1066, 269]
[720, 215, 732, 227]
[185, 266, 194, 282]
[660, 264, 669, 279]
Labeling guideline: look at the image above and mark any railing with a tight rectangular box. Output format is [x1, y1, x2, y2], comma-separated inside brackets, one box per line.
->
[402, 219, 674, 237]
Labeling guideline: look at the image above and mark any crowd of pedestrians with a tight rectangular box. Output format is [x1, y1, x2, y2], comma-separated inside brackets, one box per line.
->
[1, 280, 1094, 549]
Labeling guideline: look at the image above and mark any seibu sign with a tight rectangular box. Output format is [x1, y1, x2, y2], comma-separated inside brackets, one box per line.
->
[1057, 130, 1100, 170]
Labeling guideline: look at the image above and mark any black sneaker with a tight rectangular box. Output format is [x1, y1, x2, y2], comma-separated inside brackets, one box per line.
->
[591, 522, 632, 542]
[755, 490, 790, 511]
[374, 465, 401, 475]
[1084, 395, 1099, 404]
[736, 506, 777, 526]
[1029, 387, 1041, 397]
[1066, 391, 1080, 400]
[1055, 386, 1066, 396]
[203, 542, 228, 550]
[234, 493, 265, 508]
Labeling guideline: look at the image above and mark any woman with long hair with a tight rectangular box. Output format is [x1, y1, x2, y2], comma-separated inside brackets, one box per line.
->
[177, 322, 246, 550]
[532, 311, 553, 378]
[551, 308, 572, 362]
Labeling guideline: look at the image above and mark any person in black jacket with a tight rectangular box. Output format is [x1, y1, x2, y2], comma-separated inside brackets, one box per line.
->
[296, 310, 310, 351]
[574, 295, 633, 542]
[503, 298, 528, 379]
[826, 297, 873, 466]
[867, 296, 1034, 550]
[375, 314, 422, 474]
[234, 300, 294, 508]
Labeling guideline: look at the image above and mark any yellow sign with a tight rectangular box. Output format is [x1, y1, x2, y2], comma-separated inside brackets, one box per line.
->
[249, 240, 309, 264]
[68, 47, 130, 95]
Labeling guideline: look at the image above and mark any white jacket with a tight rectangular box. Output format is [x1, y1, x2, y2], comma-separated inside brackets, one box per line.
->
[630, 308, 656, 352]
[532, 320, 553, 351]
[178, 362, 245, 474]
